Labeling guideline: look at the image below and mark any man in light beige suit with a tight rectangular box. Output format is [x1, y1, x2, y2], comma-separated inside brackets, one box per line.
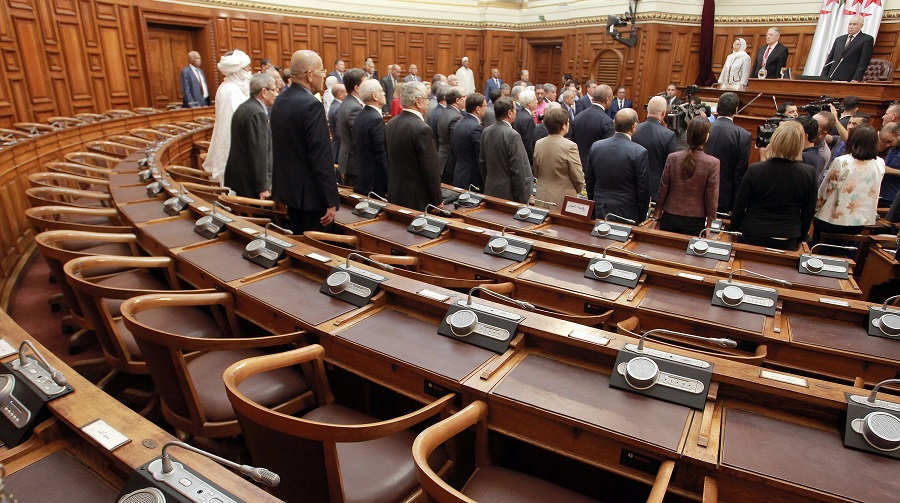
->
[533, 107, 585, 209]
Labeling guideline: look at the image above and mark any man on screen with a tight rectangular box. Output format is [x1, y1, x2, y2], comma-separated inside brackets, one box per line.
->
[821, 15, 874, 83]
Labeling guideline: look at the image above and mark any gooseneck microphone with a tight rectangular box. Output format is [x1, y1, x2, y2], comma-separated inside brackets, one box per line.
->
[881, 295, 900, 311]
[160, 441, 280, 488]
[346, 252, 394, 271]
[425, 204, 451, 216]
[466, 286, 534, 311]
[727, 268, 792, 287]
[867, 379, 900, 404]
[213, 200, 231, 215]
[601, 244, 652, 261]
[532, 198, 557, 209]
[808, 243, 857, 255]
[605, 213, 636, 224]
[368, 191, 388, 202]
[698, 228, 741, 239]
[264, 221, 293, 238]
[469, 184, 481, 192]
[636, 328, 737, 352]
[18, 340, 66, 387]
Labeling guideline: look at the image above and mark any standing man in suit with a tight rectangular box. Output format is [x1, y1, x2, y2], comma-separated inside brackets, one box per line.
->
[664, 83, 682, 110]
[385, 81, 442, 212]
[380, 64, 400, 114]
[364, 58, 378, 81]
[353, 80, 390, 197]
[328, 83, 346, 167]
[821, 15, 875, 82]
[484, 68, 503, 104]
[633, 96, 677, 197]
[704, 92, 750, 213]
[403, 64, 421, 83]
[271, 49, 339, 234]
[560, 90, 577, 138]
[335, 68, 367, 187]
[480, 97, 533, 203]
[586, 109, 649, 222]
[437, 87, 465, 183]
[751, 27, 789, 79]
[607, 86, 633, 118]
[573, 84, 615, 197]
[181, 51, 209, 108]
[513, 89, 538, 167]
[224, 72, 277, 199]
[575, 80, 596, 115]
[328, 59, 345, 84]
[453, 93, 487, 190]
[429, 84, 448, 141]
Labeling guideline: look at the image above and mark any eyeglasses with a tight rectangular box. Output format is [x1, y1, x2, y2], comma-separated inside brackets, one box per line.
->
[308, 69, 327, 76]
[266, 87, 278, 92]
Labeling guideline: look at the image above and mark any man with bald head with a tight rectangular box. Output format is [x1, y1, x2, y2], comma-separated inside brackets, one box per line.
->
[586, 108, 649, 223]
[821, 15, 874, 82]
[271, 49, 340, 234]
[403, 64, 421, 83]
[181, 51, 209, 107]
[633, 95, 677, 196]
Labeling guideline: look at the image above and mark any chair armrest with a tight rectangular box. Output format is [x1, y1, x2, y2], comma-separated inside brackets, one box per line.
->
[304, 231, 359, 247]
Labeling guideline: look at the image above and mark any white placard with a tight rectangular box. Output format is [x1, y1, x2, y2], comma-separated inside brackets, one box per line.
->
[417, 289, 450, 302]
[465, 227, 484, 233]
[677, 272, 705, 281]
[196, 205, 211, 213]
[560, 247, 585, 256]
[505, 201, 522, 206]
[306, 253, 331, 263]
[568, 330, 610, 346]
[81, 419, 130, 451]
[349, 194, 362, 199]
[759, 370, 808, 388]
[818, 297, 850, 307]
[0, 339, 16, 358]
[240, 227, 259, 235]
[397, 209, 412, 214]
[563, 199, 592, 218]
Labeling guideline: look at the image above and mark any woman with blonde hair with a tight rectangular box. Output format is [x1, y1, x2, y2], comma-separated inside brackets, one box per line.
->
[728, 121, 818, 250]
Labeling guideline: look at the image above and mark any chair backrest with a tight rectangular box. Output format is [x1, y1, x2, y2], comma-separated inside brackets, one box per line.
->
[616, 316, 767, 365]
[45, 161, 112, 179]
[14, 122, 57, 135]
[26, 186, 112, 209]
[165, 165, 215, 186]
[224, 344, 454, 503]
[85, 140, 139, 158]
[863, 59, 894, 82]
[0, 128, 29, 145]
[64, 151, 122, 169]
[25, 205, 128, 234]
[47, 116, 84, 128]
[28, 172, 109, 192]
[192, 116, 215, 125]
[218, 194, 288, 227]
[75, 113, 108, 123]
[104, 109, 138, 118]
[181, 182, 230, 201]
[151, 123, 190, 135]
[107, 135, 155, 148]
[129, 128, 173, 142]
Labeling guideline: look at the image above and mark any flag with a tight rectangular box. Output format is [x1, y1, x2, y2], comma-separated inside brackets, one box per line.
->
[802, 0, 884, 76]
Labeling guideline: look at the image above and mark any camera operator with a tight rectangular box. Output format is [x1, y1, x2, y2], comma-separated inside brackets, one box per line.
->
[776, 102, 798, 118]
[838, 96, 860, 129]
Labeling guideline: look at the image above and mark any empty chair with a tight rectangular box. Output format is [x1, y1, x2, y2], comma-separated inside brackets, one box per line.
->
[180, 182, 230, 201]
[219, 194, 288, 227]
[0, 128, 29, 145]
[47, 116, 84, 128]
[107, 134, 155, 148]
[75, 113, 108, 123]
[64, 151, 122, 170]
[151, 123, 190, 135]
[133, 107, 160, 115]
[26, 206, 128, 234]
[165, 164, 215, 186]
[104, 109, 138, 118]
[45, 161, 112, 180]
[224, 344, 454, 503]
[85, 140, 140, 158]
[14, 122, 57, 135]
[192, 116, 215, 125]
[172, 121, 202, 130]
[122, 291, 313, 441]
[129, 128, 173, 142]
[28, 172, 108, 193]
[26, 186, 112, 209]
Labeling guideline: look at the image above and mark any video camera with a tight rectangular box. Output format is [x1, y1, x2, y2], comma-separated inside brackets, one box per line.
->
[665, 86, 711, 135]
[800, 95, 843, 115]
[756, 113, 789, 148]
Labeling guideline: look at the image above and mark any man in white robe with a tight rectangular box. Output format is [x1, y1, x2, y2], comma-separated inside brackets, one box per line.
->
[202, 49, 252, 184]
[455, 56, 475, 95]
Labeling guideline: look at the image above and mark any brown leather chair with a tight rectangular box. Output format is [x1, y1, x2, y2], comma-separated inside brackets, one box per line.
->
[45, 161, 112, 180]
[26, 186, 113, 210]
[219, 194, 289, 227]
[863, 58, 894, 82]
[85, 140, 140, 158]
[28, 172, 109, 193]
[25, 206, 128, 234]
[224, 344, 454, 503]
[64, 151, 122, 170]
[122, 291, 312, 441]
[107, 134, 155, 148]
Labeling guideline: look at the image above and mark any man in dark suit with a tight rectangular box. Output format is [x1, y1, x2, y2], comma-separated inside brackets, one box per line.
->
[482, 89, 501, 128]
[327, 59, 345, 84]
[437, 86, 465, 183]
[483, 68, 503, 104]
[705, 92, 750, 213]
[751, 27, 789, 79]
[633, 96, 677, 197]
[352, 80, 390, 197]
[512, 89, 537, 166]
[180, 51, 209, 108]
[335, 68, 367, 187]
[586, 109, 649, 223]
[385, 81, 442, 212]
[575, 79, 596, 115]
[328, 83, 346, 166]
[452, 93, 486, 190]
[480, 97, 532, 203]
[572, 84, 614, 198]
[224, 73, 277, 199]
[429, 84, 447, 142]
[560, 90, 577, 139]
[403, 64, 421, 83]
[665, 83, 682, 110]
[821, 15, 874, 82]
[271, 50, 340, 234]
[364, 58, 378, 81]
[607, 86, 633, 118]
[380, 64, 400, 114]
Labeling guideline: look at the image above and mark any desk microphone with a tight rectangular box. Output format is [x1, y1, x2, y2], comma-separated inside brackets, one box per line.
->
[160, 441, 280, 487]
[636, 328, 737, 351]
[602, 244, 652, 261]
[605, 213, 635, 225]
[368, 191, 388, 202]
[499, 225, 514, 236]
[532, 198, 557, 209]
[346, 252, 394, 271]
[18, 340, 66, 387]
[727, 268, 792, 287]
[808, 243, 857, 255]
[466, 286, 534, 311]
[866, 379, 900, 404]
[425, 204, 451, 217]
[264, 221, 292, 238]
[213, 200, 231, 215]
[469, 184, 481, 192]
[699, 228, 741, 239]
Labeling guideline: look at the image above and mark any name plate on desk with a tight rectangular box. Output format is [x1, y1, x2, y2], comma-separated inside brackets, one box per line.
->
[407, 216, 448, 239]
[352, 200, 386, 219]
[686, 238, 732, 261]
[513, 206, 550, 225]
[561, 195, 594, 221]
[798, 254, 850, 279]
[609, 345, 713, 409]
[583, 257, 643, 289]
[320, 264, 385, 307]
[711, 280, 778, 317]
[591, 221, 631, 242]
[483, 236, 533, 262]
[437, 302, 522, 353]
[867, 306, 900, 339]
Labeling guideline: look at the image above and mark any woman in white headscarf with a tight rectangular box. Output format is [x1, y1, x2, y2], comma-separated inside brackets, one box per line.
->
[202, 49, 252, 184]
[717, 38, 752, 91]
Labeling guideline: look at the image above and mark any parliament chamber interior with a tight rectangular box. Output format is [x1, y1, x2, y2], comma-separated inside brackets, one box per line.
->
[1, 0, 900, 501]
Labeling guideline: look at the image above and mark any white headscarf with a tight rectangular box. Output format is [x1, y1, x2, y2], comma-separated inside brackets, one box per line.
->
[218, 49, 252, 96]
[734, 38, 748, 54]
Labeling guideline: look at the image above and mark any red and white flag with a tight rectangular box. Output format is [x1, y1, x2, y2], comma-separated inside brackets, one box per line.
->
[803, 0, 885, 76]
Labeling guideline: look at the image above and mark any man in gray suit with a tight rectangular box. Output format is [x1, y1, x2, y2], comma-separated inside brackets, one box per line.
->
[437, 86, 465, 183]
[403, 64, 421, 83]
[480, 97, 532, 204]
[586, 108, 649, 223]
[335, 68, 367, 187]
[632, 96, 677, 197]
[380, 64, 400, 114]
[224, 72, 277, 199]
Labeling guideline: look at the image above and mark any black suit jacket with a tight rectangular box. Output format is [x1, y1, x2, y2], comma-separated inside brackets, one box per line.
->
[328, 99, 342, 165]
[575, 94, 592, 115]
[380, 75, 396, 114]
[586, 133, 649, 223]
[385, 111, 442, 212]
[429, 104, 445, 142]
[705, 117, 751, 212]
[480, 122, 532, 203]
[437, 106, 463, 183]
[573, 104, 614, 195]
[632, 117, 677, 197]
[821, 32, 874, 82]
[352, 105, 390, 197]
[728, 158, 817, 240]
[452, 113, 483, 189]
[512, 107, 536, 166]
[608, 98, 633, 118]
[336, 96, 363, 186]
[270, 83, 339, 214]
[224, 98, 271, 198]
[751, 43, 789, 79]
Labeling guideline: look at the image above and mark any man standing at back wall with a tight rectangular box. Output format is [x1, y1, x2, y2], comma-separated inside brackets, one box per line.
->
[181, 51, 209, 108]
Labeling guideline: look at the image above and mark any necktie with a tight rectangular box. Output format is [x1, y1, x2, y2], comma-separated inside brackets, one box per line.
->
[194, 68, 208, 98]
[494, 78, 499, 87]
[619, 99, 624, 108]
[845, 35, 854, 48]
[569, 107, 575, 123]
[763, 46, 772, 64]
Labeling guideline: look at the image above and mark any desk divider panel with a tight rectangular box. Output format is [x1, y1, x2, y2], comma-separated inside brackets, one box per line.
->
[639, 287, 766, 333]
[178, 239, 268, 282]
[789, 314, 900, 361]
[140, 217, 210, 249]
[238, 269, 358, 326]
[518, 261, 628, 301]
